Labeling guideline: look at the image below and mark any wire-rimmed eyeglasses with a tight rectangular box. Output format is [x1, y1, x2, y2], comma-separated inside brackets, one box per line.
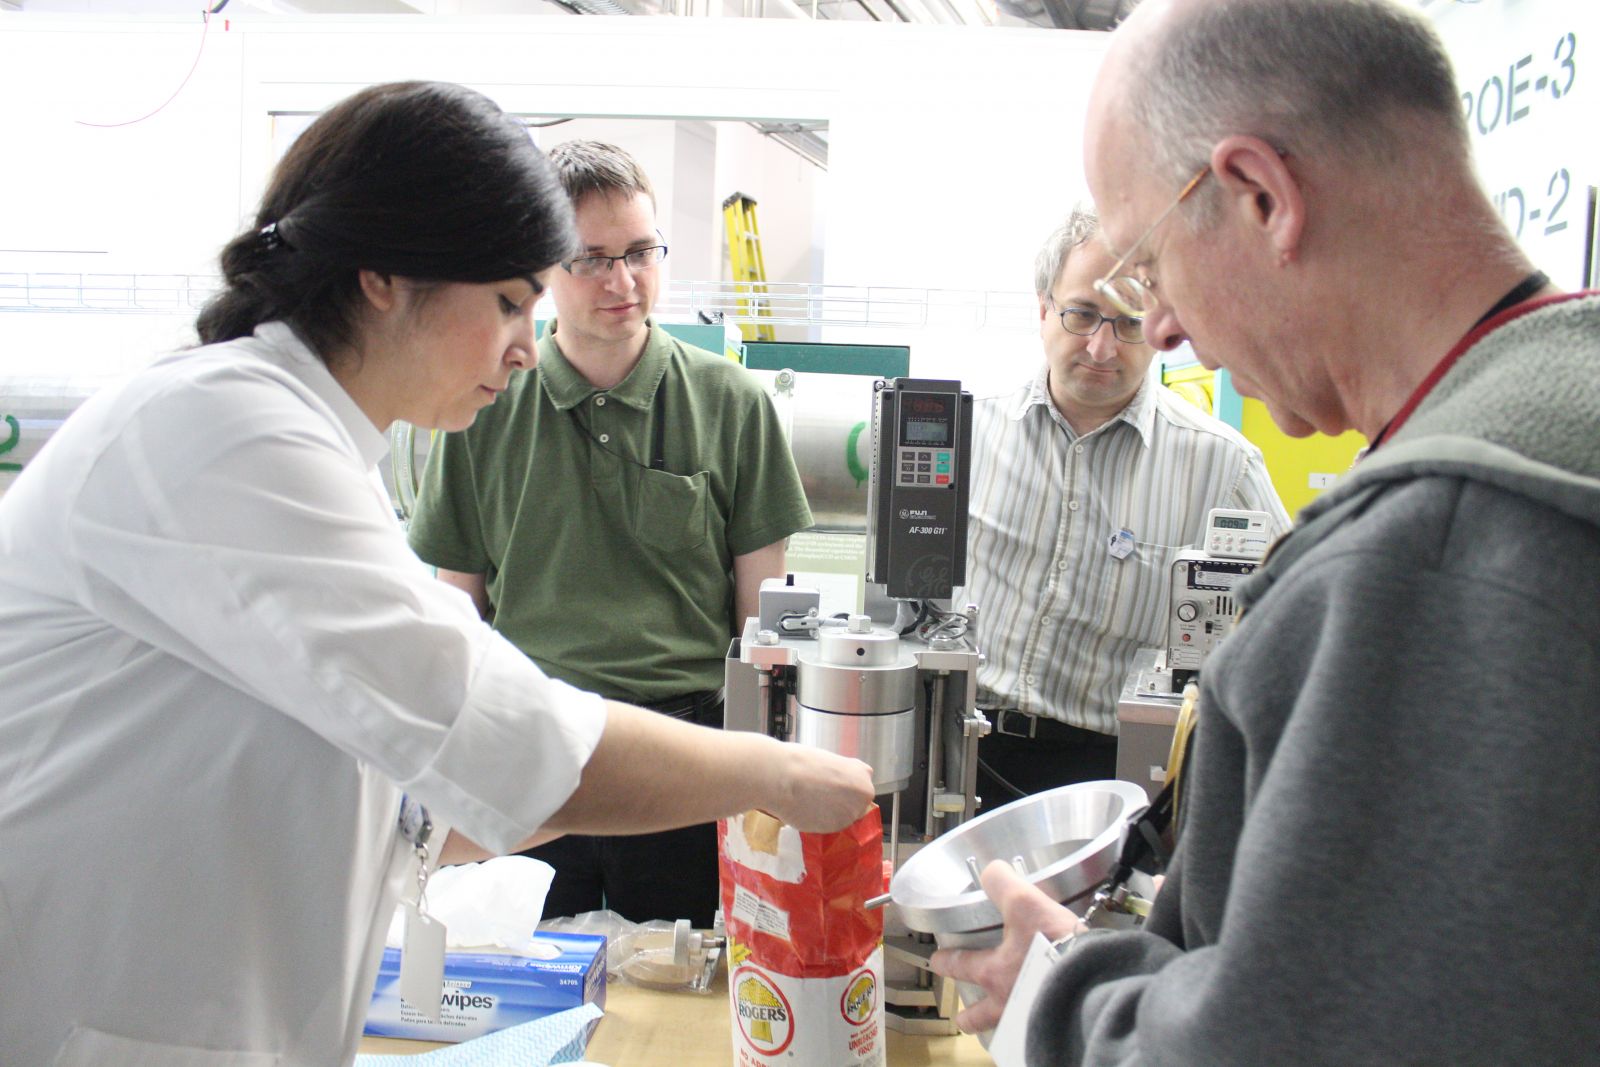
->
[563, 244, 668, 278]
[1049, 296, 1146, 344]
[1093, 163, 1212, 317]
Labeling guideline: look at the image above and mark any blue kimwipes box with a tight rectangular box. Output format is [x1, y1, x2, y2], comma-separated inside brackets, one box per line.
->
[365, 932, 607, 1043]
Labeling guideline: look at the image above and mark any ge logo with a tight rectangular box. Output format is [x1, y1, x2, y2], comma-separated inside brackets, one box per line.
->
[899, 508, 909, 520]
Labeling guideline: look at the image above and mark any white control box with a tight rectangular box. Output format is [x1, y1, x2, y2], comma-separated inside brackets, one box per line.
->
[1163, 509, 1275, 690]
[1202, 507, 1273, 561]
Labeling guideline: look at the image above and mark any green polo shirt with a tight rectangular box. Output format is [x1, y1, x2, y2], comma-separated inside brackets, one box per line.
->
[408, 323, 813, 701]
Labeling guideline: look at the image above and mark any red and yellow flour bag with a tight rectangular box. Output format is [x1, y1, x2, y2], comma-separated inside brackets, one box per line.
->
[719, 807, 884, 1066]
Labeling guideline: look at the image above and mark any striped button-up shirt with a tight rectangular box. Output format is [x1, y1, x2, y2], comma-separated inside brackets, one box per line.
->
[962, 367, 1289, 734]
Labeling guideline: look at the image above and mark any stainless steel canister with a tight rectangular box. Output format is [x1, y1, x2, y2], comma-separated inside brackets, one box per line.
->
[794, 623, 918, 793]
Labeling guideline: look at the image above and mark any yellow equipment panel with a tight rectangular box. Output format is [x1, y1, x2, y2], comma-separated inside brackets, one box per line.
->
[1161, 362, 1366, 520]
[1239, 400, 1366, 519]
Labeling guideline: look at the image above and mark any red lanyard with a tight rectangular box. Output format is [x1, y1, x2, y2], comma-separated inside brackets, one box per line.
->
[1367, 275, 1582, 452]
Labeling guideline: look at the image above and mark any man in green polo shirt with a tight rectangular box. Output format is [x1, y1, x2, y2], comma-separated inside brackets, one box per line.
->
[407, 140, 812, 927]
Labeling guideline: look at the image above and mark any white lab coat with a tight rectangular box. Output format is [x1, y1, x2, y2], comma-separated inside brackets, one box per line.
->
[0, 323, 606, 1066]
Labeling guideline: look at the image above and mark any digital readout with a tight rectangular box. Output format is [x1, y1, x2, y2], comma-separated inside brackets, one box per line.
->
[905, 419, 950, 445]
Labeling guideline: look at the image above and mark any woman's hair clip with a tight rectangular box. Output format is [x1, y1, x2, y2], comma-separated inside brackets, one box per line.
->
[259, 221, 283, 252]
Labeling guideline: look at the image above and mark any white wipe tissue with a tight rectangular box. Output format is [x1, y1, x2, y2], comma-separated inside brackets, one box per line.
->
[387, 855, 558, 956]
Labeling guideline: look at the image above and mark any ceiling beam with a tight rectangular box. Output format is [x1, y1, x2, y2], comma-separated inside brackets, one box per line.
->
[1037, 0, 1080, 27]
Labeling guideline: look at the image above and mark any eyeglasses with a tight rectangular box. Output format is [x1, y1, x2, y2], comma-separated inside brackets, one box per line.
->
[1049, 296, 1145, 344]
[1094, 163, 1212, 317]
[563, 244, 668, 278]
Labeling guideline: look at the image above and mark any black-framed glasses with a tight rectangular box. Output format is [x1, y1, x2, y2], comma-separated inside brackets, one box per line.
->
[562, 244, 669, 278]
[1049, 296, 1145, 344]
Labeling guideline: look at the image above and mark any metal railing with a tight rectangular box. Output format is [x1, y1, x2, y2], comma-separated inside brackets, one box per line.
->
[0, 273, 219, 313]
[657, 279, 1036, 331]
[0, 272, 1036, 331]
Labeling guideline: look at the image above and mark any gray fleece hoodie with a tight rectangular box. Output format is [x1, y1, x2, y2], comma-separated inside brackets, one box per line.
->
[1027, 293, 1600, 1065]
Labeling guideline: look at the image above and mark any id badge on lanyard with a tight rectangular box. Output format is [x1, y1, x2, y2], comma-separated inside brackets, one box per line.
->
[397, 794, 446, 1021]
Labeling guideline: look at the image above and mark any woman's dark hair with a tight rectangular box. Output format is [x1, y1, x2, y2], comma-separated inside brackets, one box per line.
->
[197, 81, 576, 359]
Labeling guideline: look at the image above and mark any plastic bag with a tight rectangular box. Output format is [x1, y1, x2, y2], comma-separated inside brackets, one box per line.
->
[539, 909, 721, 994]
[719, 807, 885, 1067]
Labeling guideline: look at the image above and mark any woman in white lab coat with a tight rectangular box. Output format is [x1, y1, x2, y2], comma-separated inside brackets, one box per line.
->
[0, 81, 872, 1067]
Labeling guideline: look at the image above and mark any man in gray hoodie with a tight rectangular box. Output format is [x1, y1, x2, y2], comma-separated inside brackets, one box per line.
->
[932, 1, 1600, 1063]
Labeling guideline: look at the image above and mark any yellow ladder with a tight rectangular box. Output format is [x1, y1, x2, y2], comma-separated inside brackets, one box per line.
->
[722, 192, 775, 341]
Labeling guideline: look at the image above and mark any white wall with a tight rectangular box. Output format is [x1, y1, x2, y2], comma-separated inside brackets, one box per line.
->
[529, 114, 825, 290]
[711, 120, 823, 288]
[5, 6, 1588, 394]
[0, 16, 1102, 394]
[671, 119, 721, 286]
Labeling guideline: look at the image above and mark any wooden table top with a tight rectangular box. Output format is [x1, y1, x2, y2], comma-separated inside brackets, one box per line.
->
[359, 967, 991, 1065]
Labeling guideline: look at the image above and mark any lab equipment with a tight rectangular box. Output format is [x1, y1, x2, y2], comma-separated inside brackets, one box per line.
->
[540, 910, 723, 994]
[1165, 507, 1274, 690]
[865, 379, 972, 599]
[725, 376, 986, 1035]
[877, 779, 1154, 1048]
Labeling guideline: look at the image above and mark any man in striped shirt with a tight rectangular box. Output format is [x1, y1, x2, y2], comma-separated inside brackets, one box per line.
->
[964, 206, 1287, 807]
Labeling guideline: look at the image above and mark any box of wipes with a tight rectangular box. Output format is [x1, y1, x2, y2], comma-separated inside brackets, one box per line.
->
[365, 932, 607, 1043]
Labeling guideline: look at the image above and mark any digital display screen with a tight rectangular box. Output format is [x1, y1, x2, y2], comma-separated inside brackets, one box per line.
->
[1213, 516, 1251, 530]
[901, 393, 953, 446]
[905, 418, 951, 445]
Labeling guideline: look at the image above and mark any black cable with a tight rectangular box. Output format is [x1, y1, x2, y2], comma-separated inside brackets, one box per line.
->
[977, 757, 1029, 801]
[567, 387, 671, 475]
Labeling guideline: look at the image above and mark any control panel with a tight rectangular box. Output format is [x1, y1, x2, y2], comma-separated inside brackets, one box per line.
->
[893, 392, 957, 488]
[867, 378, 972, 600]
[1203, 507, 1274, 561]
[1166, 553, 1256, 685]
[1164, 509, 1274, 689]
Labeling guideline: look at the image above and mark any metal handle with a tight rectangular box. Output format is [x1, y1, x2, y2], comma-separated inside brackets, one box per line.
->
[865, 892, 893, 910]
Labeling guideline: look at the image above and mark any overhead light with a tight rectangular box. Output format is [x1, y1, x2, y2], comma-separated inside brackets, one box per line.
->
[749, 121, 828, 170]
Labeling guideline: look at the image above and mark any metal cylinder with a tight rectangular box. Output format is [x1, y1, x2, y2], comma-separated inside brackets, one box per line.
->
[815, 626, 903, 669]
[796, 641, 918, 714]
[752, 369, 874, 531]
[794, 702, 916, 794]
[0, 376, 111, 499]
[795, 625, 918, 793]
